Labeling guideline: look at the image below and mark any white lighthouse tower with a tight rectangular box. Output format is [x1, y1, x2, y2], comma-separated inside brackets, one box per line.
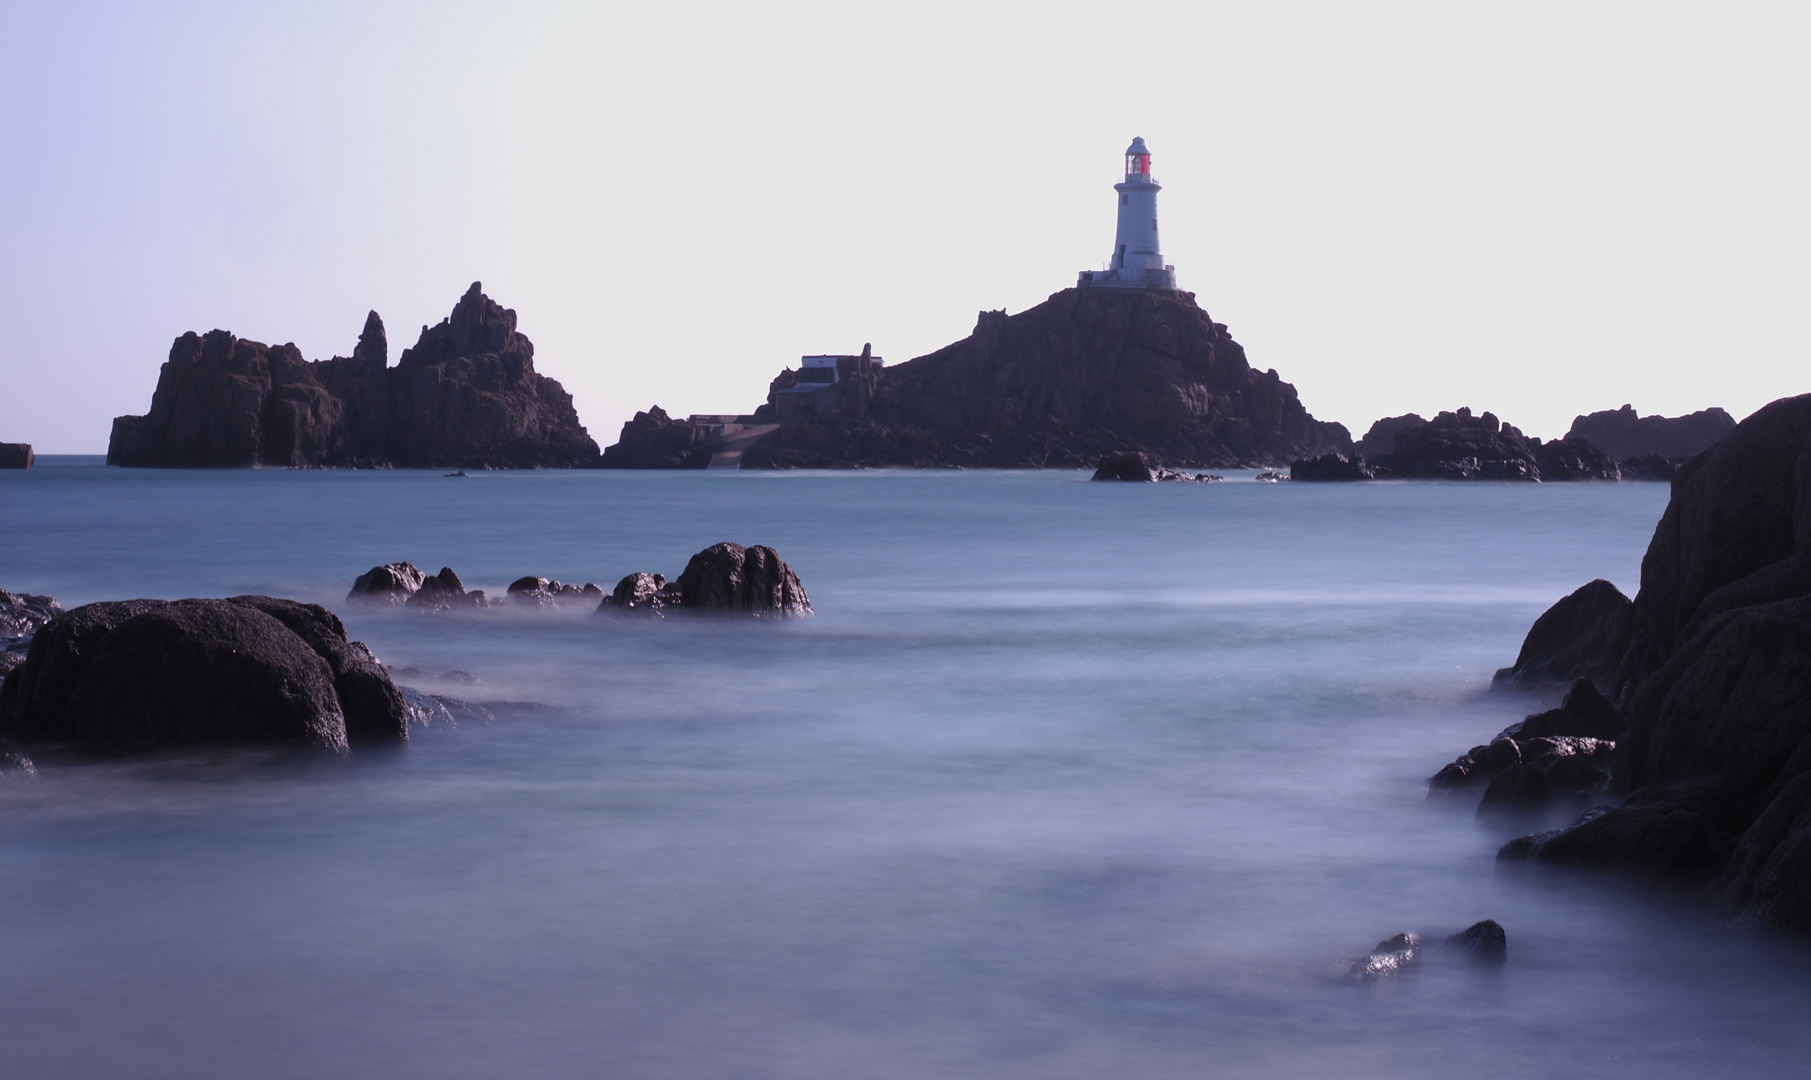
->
[1077, 136, 1178, 290]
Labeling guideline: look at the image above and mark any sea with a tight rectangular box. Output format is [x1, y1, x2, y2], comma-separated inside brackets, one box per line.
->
[2, 458, 1808, 1079]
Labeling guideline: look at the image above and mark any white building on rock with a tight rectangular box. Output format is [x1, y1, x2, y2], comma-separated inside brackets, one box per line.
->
[1077, 136, 1178, 291]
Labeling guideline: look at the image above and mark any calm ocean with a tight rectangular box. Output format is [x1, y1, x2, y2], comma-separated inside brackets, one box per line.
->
[2, 459, 1807, 1078]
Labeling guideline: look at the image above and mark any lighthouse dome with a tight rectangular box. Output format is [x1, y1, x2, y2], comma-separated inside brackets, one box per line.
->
[1125, 136, 1149, 155]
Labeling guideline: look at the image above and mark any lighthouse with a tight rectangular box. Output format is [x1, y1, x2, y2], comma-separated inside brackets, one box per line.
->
[1077, 136, 1178, 290]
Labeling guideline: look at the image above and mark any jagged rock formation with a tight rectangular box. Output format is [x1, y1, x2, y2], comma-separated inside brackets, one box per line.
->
[599, 406, 715, 469]
[1565, 404, 1736, 461]
[606, 289, 1350, 469]
[107, 284, 600, 469]
[1298, 408, 1619, 482]
[0, 444, 32, 469]
[1456, 394, 1811, 935]
[0, 595, 408, 752]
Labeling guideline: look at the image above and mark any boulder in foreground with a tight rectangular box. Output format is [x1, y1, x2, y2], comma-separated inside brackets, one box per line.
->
[0, 595, 408, 753]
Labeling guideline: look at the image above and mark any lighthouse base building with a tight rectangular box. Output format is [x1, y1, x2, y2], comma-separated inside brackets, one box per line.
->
[1077, 136, 1178, 291]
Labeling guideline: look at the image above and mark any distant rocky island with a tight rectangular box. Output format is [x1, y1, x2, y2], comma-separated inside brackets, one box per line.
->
[1291, 403, 1737, 483]
[605, 287, 1351, 470]
[107, 283, 599, 469]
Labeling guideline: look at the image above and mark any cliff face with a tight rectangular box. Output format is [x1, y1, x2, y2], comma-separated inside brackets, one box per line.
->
[108, 284, 599, 469]
[609, 288, 1348, 470]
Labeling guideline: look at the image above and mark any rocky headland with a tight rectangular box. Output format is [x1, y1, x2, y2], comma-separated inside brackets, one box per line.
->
[1439, 393, 1811, 935]
[0, 443, 32, 469]
[605, 288, 1351, 470]
[107, 283, 600, 469]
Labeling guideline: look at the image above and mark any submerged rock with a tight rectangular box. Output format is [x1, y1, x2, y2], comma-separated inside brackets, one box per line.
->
[1350, 932, 1420, 983]
[1445, 920, 1507, 960]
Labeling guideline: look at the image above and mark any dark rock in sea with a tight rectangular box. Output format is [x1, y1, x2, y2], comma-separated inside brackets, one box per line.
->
[1364, 408, 1619, 482]
[1565, 404, 1737, 461]
[1483, 394, 1811, 935]
[617, 288, 1351, 470]
[506, 576, 600, 608]
[677, 543, 812, 617]
[0, 595, 407, 753]
[1490, 580, 1633, 695]
[0, 443, 33, 469]
[0, 598, 359, 753]
[348, 562, 427, 604]
[1476, 736, 1615, 816]
[1350, 932, 1420, 983]
[226, 595, 407, 743]
[1093, 451, 1153, 481]
[107, 284, 601, 469]
[1445, 920, 1507, 961]
[1290, 453, 1375, 481]
[408, 567, 487, 611]
[599, 572, 679, 615]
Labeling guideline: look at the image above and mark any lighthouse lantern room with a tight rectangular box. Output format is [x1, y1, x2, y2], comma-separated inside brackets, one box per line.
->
[1077, 136, 1178, 291]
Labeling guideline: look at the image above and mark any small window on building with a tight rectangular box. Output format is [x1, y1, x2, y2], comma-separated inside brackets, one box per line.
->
[1120, 194, 1127, 205]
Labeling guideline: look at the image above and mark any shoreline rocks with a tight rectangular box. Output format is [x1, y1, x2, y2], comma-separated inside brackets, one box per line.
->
[1296, 408, 1619, 482]
[1090, 450, 1222, 482]
[107, 284, 600, 470]
[1438, 393, 1811, 936]
[1564, 405, 1736, 461]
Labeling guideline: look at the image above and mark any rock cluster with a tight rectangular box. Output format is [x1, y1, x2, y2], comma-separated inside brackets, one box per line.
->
[1564, 404, 1736, 461]
[608, 288, 1351, 470]
[1297, 409, 1619, 482]
[599, 543, 812, 618]
[1431, 679, 1621, 814]
[1444, 394, 1811, 935]
[107, 284, 600, 469]
[1089, 450, 1222, 482]
[0, 443, 32, 469]
[598, 406, 715, 469]
[0, 595, 408, 754]
[346, 544, 810, 618]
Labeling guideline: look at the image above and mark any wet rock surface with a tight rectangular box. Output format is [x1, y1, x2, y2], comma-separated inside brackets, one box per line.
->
[1350, 932, 1420, 983]
[348, 562, 427, 604]
[0, 595, 408, 754]
[1445, 920, 1508, 960]
[1431, 680, 1620, 811]
[599, 544, 812, 618]
[107, 283, 600, 469]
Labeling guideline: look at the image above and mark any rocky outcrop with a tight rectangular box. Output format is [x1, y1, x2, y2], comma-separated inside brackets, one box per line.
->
[0, 443, 32, 469]
[1490, 579, 1633, 695]
[348, 563, 427, 604]
[1290, 453, 1375, 481]
[1430, 679, 1620, 810]
[598, 406, 715, 469]
[1565, 405, 1736, 461]
[1091, 451, 1154, 481]
[1297, 408, 1619, 482]
[1469, 394, 1811, 936]
[107, 284, 600, 469]
[599, 543, 812, 617]
[0, 595, 409, 753]
[1350, 933, 1420, 983]
[613, 288, 1350, 469]
[506, 577, 602, 608]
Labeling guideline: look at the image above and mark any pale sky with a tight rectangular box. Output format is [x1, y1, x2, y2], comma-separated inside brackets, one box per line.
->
[2, 0, 1805, 453]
